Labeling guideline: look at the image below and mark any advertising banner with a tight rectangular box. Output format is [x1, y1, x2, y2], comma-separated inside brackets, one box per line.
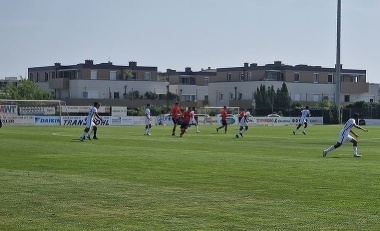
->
[111, 106, 128, 116]
[110, 116, 134, 125]
[19, 106, 56, 115]
[60, 106, 110, 114]
[0, 105, 18, 116]
[35, 116, 61, 125]
[2, 116, 35, 125]
[60, 116, 110, 126]
[253, 117, 323, 126]
[155, 114, 174, 125]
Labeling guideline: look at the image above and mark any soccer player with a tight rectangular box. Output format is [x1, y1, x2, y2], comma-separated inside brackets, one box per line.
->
[170, 102, 181, 136]
[216, 106, 228, 134]
[323, 113, 368, 158]
[189, 107, 200, 133]
[238, 108, 247, 123]
[144, 103, 152, 135]
[90, 121, 99, 140]
[293, 106, 311, 135]
[80, 102, 102, 141]
[236, 110, 250, 138]
[180, 107, 192, 137]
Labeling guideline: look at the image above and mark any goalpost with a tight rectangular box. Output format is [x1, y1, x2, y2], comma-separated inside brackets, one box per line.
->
[0, 99, 69, 125]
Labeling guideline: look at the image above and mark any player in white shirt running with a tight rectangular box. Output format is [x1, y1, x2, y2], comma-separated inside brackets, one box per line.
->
[293, 106, 311, 135]
[189, 107, 200, 133]
[80, 102, 102, 141]
[236, 111, 250, 138]
[144, 104, 152, 135]
[323, 113, 368, 158]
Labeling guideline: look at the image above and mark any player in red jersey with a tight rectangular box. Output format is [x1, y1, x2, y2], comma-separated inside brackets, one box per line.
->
[216, 106, 228, 134]
[180, 107, 192, 137]
[170, 102, 182, 136]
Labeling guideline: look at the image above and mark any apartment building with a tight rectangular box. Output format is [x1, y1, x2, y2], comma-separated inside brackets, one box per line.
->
[209, 61, 377, 107]
[27, 60, 378, 108]
[160, 67, 216, 106]
[28, 60, 167, 100]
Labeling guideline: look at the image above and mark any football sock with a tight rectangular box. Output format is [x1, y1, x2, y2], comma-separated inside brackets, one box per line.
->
[326, 145, 335, 153]
[353, 146, 358, 155]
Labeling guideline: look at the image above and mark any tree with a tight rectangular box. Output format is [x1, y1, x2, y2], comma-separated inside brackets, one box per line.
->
[3, 78, 52, 100]
[123, 69, 133, 80]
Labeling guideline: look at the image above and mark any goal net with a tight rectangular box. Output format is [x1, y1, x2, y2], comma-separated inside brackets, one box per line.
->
[0, 99, 68, 125]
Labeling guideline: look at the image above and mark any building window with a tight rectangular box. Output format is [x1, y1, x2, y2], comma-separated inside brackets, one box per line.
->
[328, 74, 334, 83]
[344, 95, 350, 102]
[110, 71, 117, 80]
[247, 72, 252, 81]
[294, 73, 300, 82]
[238, 93, 243, 100]
[132, 72, 137, 80]
[220, 93, 224, 102]
[144, 72, 151, 80]
[114, 92, 120, 99]
[240, 72, 244, 81]
[204, 95, 208, 101]
[91, 70, 97, 80]
[182, 95, 196, 102]
[313, 73, 319, 83]
[227, 73, 231, 82]
[52, 72, 56, 79]
[204, 77, 209, 86]
[181, 76, 195, 85]
[45, 72, 49, 81]
[230, 93, 234, 100]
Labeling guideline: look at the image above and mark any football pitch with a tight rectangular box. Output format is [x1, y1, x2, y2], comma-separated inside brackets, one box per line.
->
[1, 124, 380, 230]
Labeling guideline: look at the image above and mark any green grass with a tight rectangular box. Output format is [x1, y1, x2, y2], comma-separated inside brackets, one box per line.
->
[1, 124, 380, 230]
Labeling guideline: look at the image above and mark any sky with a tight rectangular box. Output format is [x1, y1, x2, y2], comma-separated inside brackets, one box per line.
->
[1, 0, 380, 83]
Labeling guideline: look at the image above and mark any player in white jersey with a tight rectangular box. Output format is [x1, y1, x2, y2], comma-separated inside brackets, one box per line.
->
[144, 104, 152, 135]
[236, 111, 250, 138]
[80, 102, 101, 141]
[293, 106, 311, 135]
[189, 107, 200, 133]
[323, 113, 368, 157]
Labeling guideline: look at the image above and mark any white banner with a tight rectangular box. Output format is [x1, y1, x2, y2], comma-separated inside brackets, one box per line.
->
[19, 106, 56, 115]
[60, 116, 110, 126]
[34, 116, 61, 125]
[60, 105, 110, 113]
[2, 116, 35, 125]
[110, 116, 134, 125]
[111, 106, 128, 116]
[253, 117, 323, 126]
[0, 105, 18, 115]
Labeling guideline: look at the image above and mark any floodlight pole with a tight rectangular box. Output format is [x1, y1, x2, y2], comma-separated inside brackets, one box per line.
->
[335, 0, 342, 123]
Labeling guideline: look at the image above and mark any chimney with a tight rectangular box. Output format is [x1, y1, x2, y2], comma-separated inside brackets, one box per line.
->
[54, 62, 61, 67]
[250, 63, 257, 67]
[129, 61, 137, 67]
[244, 62, 249, 68]
[185, 67, 192, 72]
[84, 59, 94, 65]
[274, 61, 282, 66]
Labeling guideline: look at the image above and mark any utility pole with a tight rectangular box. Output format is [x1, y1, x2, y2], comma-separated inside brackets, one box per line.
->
[335, 0, 342, 123]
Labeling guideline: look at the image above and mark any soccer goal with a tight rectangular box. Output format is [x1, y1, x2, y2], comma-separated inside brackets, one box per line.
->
[0, 99, 69, 125]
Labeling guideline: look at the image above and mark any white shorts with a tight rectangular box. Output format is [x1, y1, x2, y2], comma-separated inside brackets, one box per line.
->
[239, 120, 248, 127]
[190, 118, 197, 125]
[145, 118, 151, 125]
[86, 118, 95, 129]
[337, 131, 353, 143]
